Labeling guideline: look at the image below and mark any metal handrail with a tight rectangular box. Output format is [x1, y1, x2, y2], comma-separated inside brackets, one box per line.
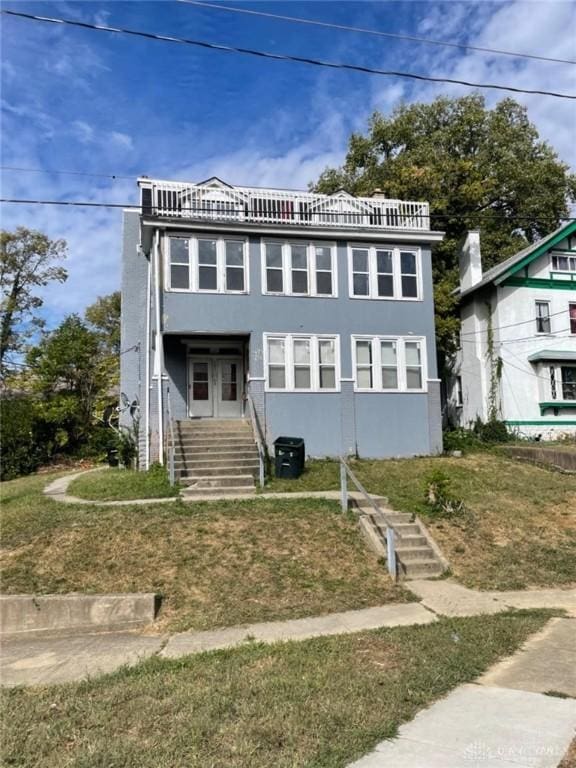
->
[339, 456, 397, 580]
[166, 385, 176, 486]
[247, 392, 266, 488]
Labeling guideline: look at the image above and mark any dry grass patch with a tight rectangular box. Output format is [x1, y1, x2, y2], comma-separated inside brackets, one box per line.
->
[1, 473, 410, 633]
[1, 612, 553, 768]
[266, 453, 576, 590]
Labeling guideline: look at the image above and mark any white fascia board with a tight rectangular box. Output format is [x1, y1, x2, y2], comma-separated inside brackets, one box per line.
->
[140, 217, 444, 244]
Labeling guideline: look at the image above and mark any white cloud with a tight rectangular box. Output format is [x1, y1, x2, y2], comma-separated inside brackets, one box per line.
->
[110, 132, 134, 151]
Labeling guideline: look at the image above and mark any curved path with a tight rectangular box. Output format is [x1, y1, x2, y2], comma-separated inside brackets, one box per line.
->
[44, 467, 370, 506]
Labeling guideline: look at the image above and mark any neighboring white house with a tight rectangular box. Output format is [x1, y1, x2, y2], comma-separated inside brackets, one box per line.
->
[448, 221, 576, 439]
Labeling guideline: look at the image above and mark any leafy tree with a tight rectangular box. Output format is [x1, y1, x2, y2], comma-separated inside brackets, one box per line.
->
[27, 315, 106, 450]
[85, 291, 122, 398]
[314, 95, 576, 363]
[85, 291, 121, 356]
[0, 228, 67, 376]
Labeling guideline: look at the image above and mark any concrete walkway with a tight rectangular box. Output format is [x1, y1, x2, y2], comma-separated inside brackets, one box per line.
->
[3, 584, 576, 688]
[349, 615, 576, 768]
[44, 468, 373, 506]
[0, 602, 435, 687]
[406, 580, 576, 617]
[160, 603, 435, 658]
[349, 683, 576, 768]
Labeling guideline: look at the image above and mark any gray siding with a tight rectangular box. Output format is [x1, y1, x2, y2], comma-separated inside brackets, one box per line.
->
[121, 215, 443, 461]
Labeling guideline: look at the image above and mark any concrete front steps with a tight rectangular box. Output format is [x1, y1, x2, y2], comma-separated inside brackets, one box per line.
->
[174, 419, 260, 497]
[354, 497, 447, 580]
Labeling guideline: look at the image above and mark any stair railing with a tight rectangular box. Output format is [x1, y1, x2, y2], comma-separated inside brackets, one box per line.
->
[247, 392, 266, 488]
[166, 385, 176, 486]
[339, 456, 396, 580]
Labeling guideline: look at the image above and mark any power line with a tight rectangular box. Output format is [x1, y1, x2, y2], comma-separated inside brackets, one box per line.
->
[3, 9, 576, 100]
[177, 0, 576, 67]
[0, 166, 135, 181]
[460, 327, 574, 345]
[460, 308, 569, 336]
[2, 197, 576, 225]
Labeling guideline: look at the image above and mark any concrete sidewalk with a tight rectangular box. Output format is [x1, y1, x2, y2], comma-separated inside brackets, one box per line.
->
[348, 617, 576, 768]
[1, 602, 436, 687]
[348, 684, 576, 768]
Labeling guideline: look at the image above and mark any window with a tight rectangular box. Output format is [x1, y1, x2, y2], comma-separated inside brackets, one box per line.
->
[353, 336, 427, 392]
[535, 301, 551, 334]
[168, 236, 247, 293]
[351, 249, 370, 296]
[225, 241, 245, 292]
[349, 245, 421, 300]
[290, 244, 309, 295]
[198, 239, 217, 291]
[570, 304, 576, 335]
[455, 376, 463, 407]
[561, 367, 576, 400]
[263, 242, 336, 297]
[265, 243, 284, 293]
[552, 254, 576, 272]
[169, 238, 190, 290]
[265, 334, 340, 391]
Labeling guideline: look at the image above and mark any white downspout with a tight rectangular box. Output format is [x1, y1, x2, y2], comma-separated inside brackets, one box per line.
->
[153, 230, 164, 464]
[144, 255, 151, 470]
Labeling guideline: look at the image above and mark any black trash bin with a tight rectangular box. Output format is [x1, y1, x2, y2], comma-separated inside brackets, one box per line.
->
[274, 436, 305, 479]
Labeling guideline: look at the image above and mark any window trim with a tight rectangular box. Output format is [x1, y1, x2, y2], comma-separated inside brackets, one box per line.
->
[348, 244, 422, 301]
[261, 240, 338, 298]
[551, 252, 576, 273]
[166, 234, 249, 295]
[263, 333, 341, 392]
[535, 299, 552, 335]
[351, 335, 428, 393]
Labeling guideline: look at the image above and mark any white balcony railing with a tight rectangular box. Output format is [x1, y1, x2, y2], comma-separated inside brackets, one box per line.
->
[139, 178, 431, 231]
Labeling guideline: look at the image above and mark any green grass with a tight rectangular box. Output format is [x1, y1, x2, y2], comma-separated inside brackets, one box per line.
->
[69, 464, 179, 501]
[265, 453, 576, 590]
[0, 473, 409, 633]
[1, 611, 553, 768]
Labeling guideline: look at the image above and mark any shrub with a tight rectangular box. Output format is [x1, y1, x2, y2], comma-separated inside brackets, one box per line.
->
[0, 395, 54, 480]
[424, 469, 468, 520]
[473, 418, 512, 444]
[443, 428, 483, 454]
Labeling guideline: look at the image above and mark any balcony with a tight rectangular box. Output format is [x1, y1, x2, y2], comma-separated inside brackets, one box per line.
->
[138, 176, 431, 232]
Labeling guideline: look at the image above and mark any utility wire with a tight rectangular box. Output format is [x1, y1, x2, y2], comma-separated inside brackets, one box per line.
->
[0, 165, 135, 181]
[3, 10, 575, 100]
[459, 308, 569, 336]
[2, 198, 576, 225]
[177, 0, 576, 66]
[459, 327, 574, 344]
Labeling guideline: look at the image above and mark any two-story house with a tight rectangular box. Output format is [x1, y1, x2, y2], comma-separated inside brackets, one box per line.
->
[448, 222, 576, 438]
[120, 176, 444, 493]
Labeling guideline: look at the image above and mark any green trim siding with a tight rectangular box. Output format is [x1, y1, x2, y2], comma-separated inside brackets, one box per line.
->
[505, 419, 576, 426]
[539, 401, 576, 414]
[495, 220, 576, 284]
[501, 276, 576, 290]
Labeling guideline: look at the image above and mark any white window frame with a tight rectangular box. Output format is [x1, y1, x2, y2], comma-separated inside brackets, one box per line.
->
[261, 240, 338, 298]
[166, 235, 249, 294]
[535, 300, 551, 335]
[348, 244, 422, 301]
[263, 333, 341, 392]
[551, 252, 576, 273]
[351, 335, 428, 393]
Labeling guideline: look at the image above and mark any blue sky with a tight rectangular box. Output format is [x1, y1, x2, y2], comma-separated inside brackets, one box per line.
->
[1, 0, 575, 326]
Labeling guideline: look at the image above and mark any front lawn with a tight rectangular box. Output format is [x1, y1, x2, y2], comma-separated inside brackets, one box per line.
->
[69, 464, 179, 501]
[266, 453, 576, 590]
[1, 611, 552, 768]
[0, 473, 409, 633]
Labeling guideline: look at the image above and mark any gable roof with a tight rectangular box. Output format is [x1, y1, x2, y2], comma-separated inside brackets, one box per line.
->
[459, 219, 576, 299]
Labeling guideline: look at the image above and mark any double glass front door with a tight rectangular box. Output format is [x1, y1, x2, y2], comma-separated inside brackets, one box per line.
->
[188, 357, 242, 418]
